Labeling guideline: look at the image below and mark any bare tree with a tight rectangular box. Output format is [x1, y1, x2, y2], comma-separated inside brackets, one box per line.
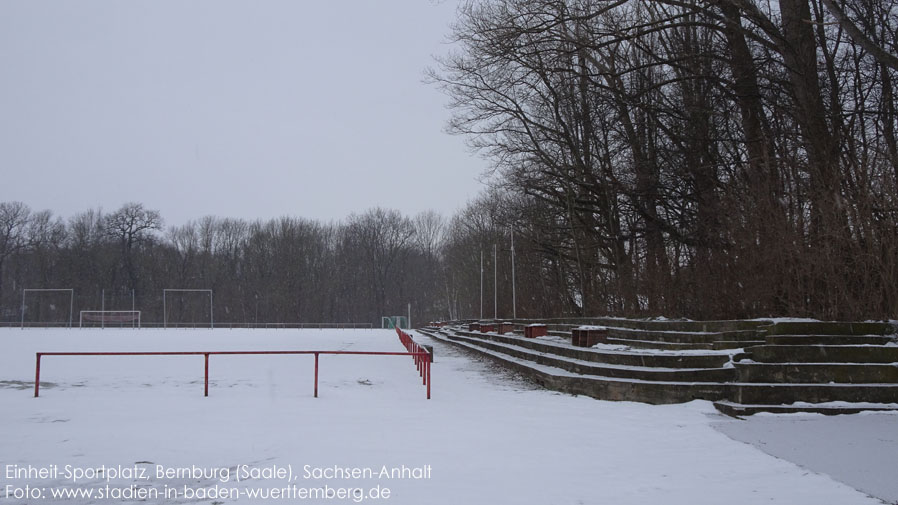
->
[105, 202, 163, 295]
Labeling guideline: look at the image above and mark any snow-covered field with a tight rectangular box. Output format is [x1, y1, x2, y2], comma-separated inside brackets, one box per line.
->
[1, 328, 894, 504]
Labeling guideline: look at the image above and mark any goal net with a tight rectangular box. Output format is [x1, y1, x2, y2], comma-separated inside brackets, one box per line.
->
[21, 288, 74, 328]
[381, 316, 409, 329]
[163, 289, 213, 328]
[79, 310, 141, 328]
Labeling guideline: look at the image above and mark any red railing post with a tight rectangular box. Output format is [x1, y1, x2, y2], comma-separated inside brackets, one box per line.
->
[204, 353, 209, 397]
[34, 353, 41, 398]
[314, 352, 319, 398]
[426, 358, 431, 399]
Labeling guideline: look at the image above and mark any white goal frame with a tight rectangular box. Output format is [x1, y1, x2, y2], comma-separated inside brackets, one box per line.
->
[79, 310, 141, 328]
[21, 288, 74, 328]
[163, 289, 213, 329]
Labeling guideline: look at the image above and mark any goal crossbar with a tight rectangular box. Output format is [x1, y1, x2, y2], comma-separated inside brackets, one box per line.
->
[21, 288, 74, 328]
[163, 289, 213, 329]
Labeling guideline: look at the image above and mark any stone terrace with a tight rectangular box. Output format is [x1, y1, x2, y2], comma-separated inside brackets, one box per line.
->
[418, 319, 898, 416]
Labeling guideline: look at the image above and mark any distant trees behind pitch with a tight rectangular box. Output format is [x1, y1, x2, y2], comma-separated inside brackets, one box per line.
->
[0, 202, 443, 325]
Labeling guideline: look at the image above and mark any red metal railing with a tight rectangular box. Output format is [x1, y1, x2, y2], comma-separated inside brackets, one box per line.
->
[395, 327, 431, 400]
[34, 349, 431, 399]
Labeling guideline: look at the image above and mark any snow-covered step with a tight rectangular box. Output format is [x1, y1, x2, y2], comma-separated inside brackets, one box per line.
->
[606, 327, 765, 344]
[422, 328, 898, 406]
[749, 345, 898, 364]
[505, 318, 771, 333]
[712, 340, 766, 350]
[765, 321, 894, 336]
[765, 334, 895, 346]
[448, 328, 733, 368]
[605, 337, 715, 351]
[734, 362, 898, 384]
[419, 328, 730, 404]
[445, 331, 736, 382]
[713, 400, 898, 417]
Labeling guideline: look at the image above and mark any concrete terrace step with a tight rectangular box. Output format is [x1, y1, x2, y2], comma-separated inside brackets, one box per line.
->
[419, 328, 730, 404]
[606, 327, 766, 344]
[426, 319, 898, 412]
[734, 362, 898, 384]
[444, 332, 737, 383]
[449, 329, 732, 368]
[713, 400, 898, 417]
[765, 335, 896, 345]
[712, 340, 767, 350]
[605, 337, 714, 350]
[729, 382, 898, 404]
[764, 321, 894, 335]
[748, 345, 898, 364]
[506, 318, 771, 333]
[423, 328, 898, 405]
[544, 328, 762, 350]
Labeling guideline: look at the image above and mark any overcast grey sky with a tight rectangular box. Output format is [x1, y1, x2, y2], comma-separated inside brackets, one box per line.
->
[0, 0, 487, 226]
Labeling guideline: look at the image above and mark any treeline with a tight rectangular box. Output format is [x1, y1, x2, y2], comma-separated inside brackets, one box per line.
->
[0, 202, 445, 325]
[432, 0, 898, 320]
[4, 0, 898, 323]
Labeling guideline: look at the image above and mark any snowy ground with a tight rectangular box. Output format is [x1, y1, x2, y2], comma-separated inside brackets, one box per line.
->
[713, 413, 898, 504]
[0, 328, 894, 504]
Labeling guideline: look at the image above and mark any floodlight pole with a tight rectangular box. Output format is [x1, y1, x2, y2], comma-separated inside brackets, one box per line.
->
[494, 243, 497, 320]
[511, 227, 516, 319]
[480, 250, 483, 320]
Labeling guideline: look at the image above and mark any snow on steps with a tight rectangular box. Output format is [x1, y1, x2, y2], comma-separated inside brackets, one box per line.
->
[765, 335, 894, 345]
[449, 328, 733, 367]
[418, 328, 731, 404]
[712, 400, 898, 417]
[733, 362, 898, 384]
[444, 331, 736, 382]
[749, 345, 898, 363]
[543, 326, 767, 350]
[421, 322, 898, 414]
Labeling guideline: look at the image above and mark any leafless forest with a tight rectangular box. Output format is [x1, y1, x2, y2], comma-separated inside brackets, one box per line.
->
[432, 0, 898, 320]
[3, 0, 897, 323]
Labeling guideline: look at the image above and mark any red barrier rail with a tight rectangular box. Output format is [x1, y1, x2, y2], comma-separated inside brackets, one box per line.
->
[395, 327, 430, 400]
[34, 350, 430, 399]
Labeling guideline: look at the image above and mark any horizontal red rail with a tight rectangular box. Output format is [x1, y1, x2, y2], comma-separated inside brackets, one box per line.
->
[34, 350, 430, 399]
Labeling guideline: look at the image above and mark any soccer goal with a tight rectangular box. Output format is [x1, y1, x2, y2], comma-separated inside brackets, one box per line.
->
[79, 310, 141, 328]
[21, 288, 74, 328]
[163, 289, 213, 328]
[381, 316, 409, 329]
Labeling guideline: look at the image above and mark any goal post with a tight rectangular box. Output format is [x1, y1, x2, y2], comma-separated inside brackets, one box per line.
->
[163, 289, 213, 329]
[79, 311, 141, 328]
[21, 288, 74, 328]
